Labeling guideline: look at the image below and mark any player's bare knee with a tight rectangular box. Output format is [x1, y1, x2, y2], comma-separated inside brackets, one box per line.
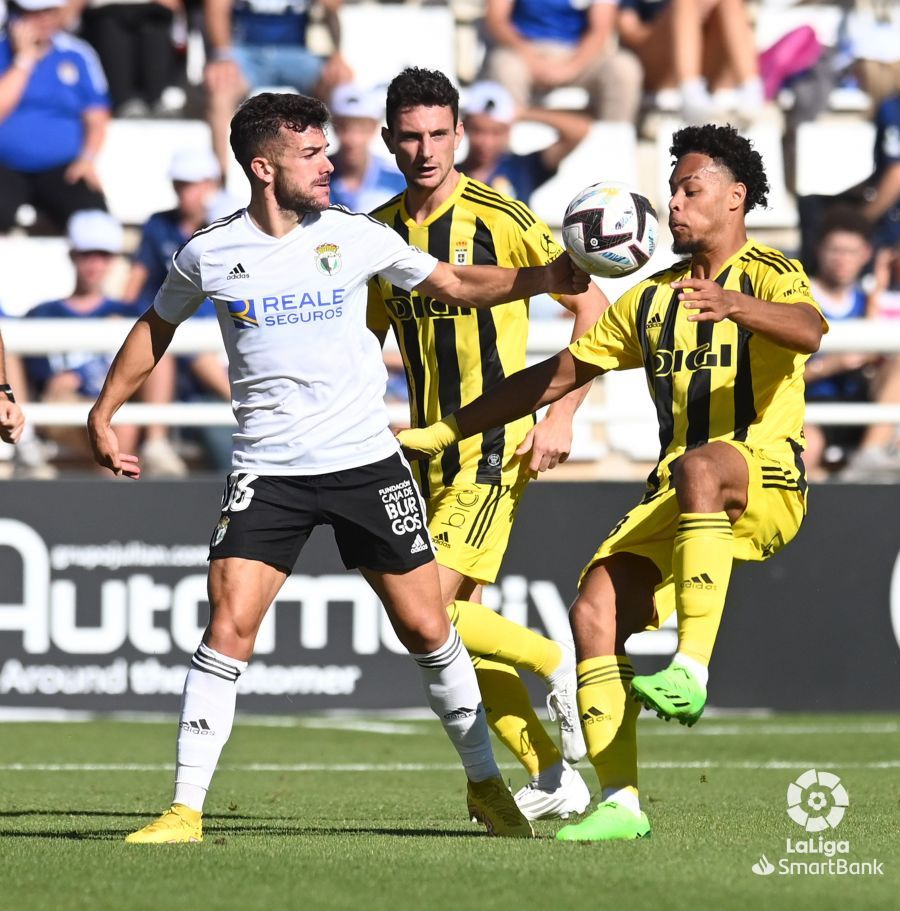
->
[570, 593, 617, 652]
[397, 610, 452, 655]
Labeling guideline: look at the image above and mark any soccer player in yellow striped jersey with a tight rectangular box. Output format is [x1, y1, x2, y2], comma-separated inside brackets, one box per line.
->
[368, 68, 609, 820]
[398, 124, 828, 840]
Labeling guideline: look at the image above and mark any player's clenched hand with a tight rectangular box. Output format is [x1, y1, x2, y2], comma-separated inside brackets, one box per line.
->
[516, 415, 572, 475]
[0, 400, 24, 444]
[87, 417, 141, 479]
[546, 253, 591, 296]
[397, 416, 462, 461]
[672, 278, 736, 322]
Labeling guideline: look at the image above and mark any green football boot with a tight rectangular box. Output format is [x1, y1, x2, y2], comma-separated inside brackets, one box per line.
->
[631, 662, 707, 726]
[556, 801, 651, 842]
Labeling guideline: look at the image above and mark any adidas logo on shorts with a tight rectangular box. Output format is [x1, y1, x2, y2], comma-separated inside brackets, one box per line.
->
[410, 534, 429, 555]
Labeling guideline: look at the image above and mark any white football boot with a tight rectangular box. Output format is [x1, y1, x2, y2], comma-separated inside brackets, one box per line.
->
[514, 761, 592, 821]
[546, 643, 587, 763]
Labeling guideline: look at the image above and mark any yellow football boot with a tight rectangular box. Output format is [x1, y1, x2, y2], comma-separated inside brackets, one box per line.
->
[466, 777, 535, 838]
[125, 804, 203, 844]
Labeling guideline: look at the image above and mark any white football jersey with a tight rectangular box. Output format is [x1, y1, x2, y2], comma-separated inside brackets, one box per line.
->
[153, 206, 438, 474]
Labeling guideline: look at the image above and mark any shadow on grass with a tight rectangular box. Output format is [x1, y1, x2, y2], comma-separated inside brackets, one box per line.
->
[0, 822, 484, 840]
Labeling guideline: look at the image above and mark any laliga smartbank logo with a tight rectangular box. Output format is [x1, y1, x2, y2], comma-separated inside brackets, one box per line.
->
[750, 769, 883, 878]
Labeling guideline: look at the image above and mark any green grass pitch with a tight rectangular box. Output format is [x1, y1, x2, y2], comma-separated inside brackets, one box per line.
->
[0, 713, 897, 911]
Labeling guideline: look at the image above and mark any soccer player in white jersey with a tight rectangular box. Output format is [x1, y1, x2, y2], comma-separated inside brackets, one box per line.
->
[87, 92, 589, 843]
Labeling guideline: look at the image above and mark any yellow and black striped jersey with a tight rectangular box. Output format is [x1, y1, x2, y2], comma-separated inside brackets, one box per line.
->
[569, 239, 828, 494]
[367, 174, 563, 496]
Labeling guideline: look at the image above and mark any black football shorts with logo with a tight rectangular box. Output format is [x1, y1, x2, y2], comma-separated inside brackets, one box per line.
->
[208, 453, 435, 574]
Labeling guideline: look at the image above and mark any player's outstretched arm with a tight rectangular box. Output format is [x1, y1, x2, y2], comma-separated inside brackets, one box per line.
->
[416, 253, 590, 310]
[87, 308, 178, 479]
[399, 349, 602, 459]
[672, 279, 824, 353]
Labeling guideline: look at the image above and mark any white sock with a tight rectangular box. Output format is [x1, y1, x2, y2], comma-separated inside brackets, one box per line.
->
[673, 651, 709, 689]
[545, 640, 575, 690]
[172, 642, 248, 811]
[412, 628, 500, 783]
[602, 786, 642, 818]
[737, 76, 765, 109]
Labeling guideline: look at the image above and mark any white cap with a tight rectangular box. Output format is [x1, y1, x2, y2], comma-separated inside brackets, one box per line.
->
[13, 0, 66, 10]
[67, 210, 124, 254]
[330, 84, 383, 121]
[463, 81, 516, 124]
[168, 147, 221, 183]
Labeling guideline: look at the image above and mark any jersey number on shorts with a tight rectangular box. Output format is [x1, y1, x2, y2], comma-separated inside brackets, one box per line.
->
[222, 473, 259, 512]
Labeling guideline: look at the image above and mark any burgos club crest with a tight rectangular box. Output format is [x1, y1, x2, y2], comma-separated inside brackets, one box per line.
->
[315, 243, 342, 276]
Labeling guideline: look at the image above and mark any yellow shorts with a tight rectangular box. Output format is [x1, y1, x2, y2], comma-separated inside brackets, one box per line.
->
[580, 441, 808, 629]
[427, 480, 529, 585]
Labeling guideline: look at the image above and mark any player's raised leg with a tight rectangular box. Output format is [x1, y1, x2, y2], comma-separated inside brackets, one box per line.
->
[631, 443, 747, 725]
[364, 564, 534, 838]
[448, 596, 587, 764]
[557, 553, 658, 842]
[126, 557, 285, 844]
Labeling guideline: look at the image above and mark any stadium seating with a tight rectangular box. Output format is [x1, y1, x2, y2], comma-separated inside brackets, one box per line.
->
[339, 3, 456, 90]
[96, 119, 214, 226]
[530, 122, 639, 228]
[794, 119, 876, 197]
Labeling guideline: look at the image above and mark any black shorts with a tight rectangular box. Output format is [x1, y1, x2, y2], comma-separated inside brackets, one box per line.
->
[207, 453, 435, 574]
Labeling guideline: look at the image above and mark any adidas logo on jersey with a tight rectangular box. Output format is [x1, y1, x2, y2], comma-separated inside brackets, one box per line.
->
[410, 533, 429, 554]
[645, 313, 662, 330]
[681, 573, 716, 590]
[227, 262, 249, 280]
[433, 531, 450, 547]
[180, 718, 214, 735]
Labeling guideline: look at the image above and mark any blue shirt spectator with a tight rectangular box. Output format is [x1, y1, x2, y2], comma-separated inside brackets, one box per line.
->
[24, 296, 135, 398]
[0, 1, 109, 232]
[0, 31, 108, 171]
[329, 84, 405, 214]
[511, 0, 595, 45]
[331, 157, 405, 214]
[871, 94, 900, 251]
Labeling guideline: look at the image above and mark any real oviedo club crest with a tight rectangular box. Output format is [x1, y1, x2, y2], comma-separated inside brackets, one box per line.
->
[315, 243, 342, 276]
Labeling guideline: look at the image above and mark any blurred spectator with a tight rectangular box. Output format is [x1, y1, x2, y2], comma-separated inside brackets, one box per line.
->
[616, 0, 763, 122]
[459, 80, 590, 204]
[329, 83, 403, 213]
[803, 211, 880, 478]
[798, 89, 900, 274]
[838, 239, 900, 481]
[203, 0, 351, 173]
[80, 0, 180, 117]
[24, 210, 187, 475]
[122, 146, 232, 471]
[862, 92, 900, 254]
[0, 0, 108, 233]
[482, 0, 641, 123]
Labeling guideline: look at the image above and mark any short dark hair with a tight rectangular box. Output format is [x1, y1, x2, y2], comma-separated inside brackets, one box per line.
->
[385, 68, 459, 131]
[670, 124, 769, 212]
[816, 206, 872, 245]
[230, 92, 329, 176]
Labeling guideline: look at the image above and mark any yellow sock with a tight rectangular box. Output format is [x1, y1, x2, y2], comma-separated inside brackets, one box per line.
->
[449, 600, 562, 678]
[472, 656, 561, 777]
[674, 512, 734, 665]
[576, 656, 639, 795]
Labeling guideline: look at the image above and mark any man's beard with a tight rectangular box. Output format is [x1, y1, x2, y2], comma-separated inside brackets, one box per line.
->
[671, 235, 700, 255]
[273, 174, 329, 216]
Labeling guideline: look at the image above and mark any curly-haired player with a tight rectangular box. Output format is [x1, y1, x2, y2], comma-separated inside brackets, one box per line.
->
[397, 123, 828, 840]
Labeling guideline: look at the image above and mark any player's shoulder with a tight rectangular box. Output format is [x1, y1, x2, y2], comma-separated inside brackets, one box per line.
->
[366, 193, 404, 224]
[175, 209, 245, 261]
[738, 241, 803, 275]
[325, 203, 394, 231]
[458, 177, 538, 231]
[629, 258, 690, 292]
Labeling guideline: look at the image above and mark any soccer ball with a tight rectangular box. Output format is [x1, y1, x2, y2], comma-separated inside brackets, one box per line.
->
[562, 181, 658, 278]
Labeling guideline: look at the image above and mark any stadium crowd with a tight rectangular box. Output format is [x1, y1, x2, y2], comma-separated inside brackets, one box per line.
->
[0, 0, 898, 479]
